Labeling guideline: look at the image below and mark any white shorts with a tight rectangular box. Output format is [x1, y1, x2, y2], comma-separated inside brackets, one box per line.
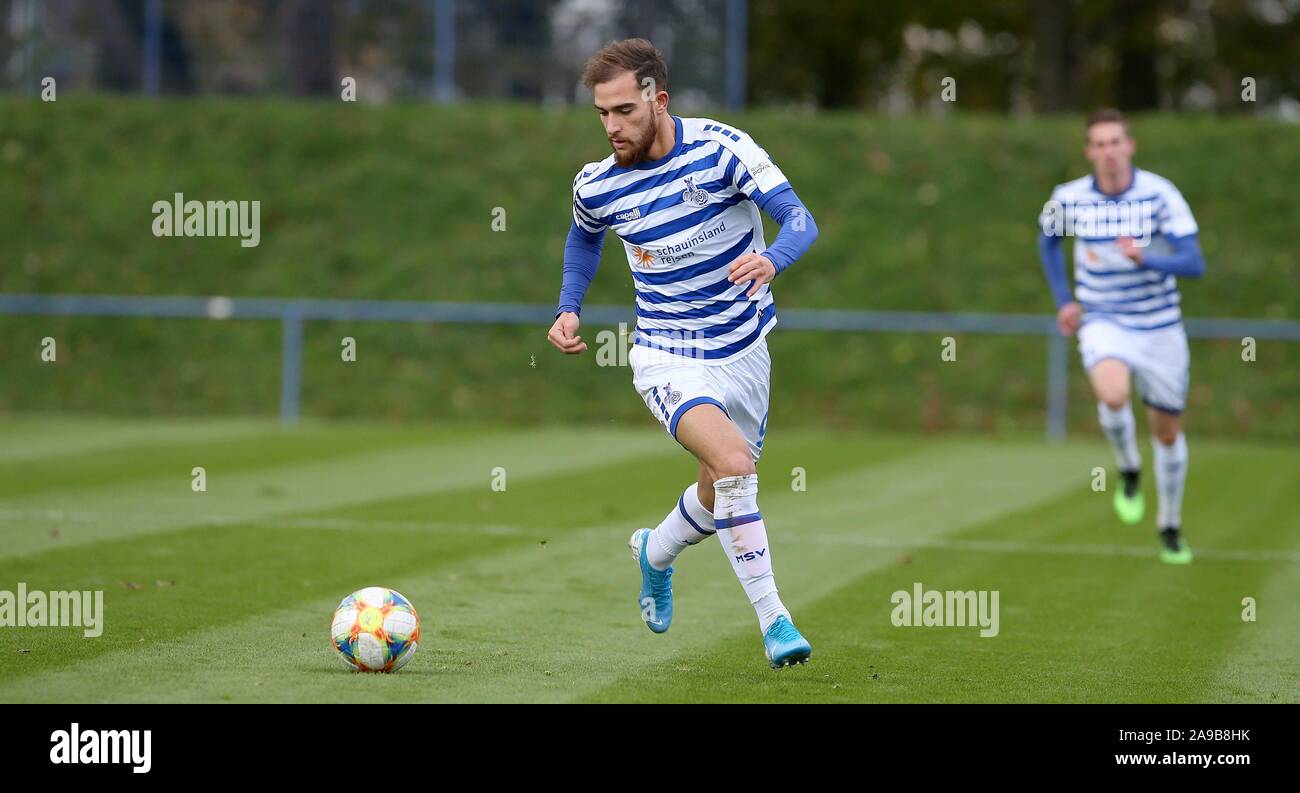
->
[1078, 319, 1189, 413]
[629, 339, 771, 462]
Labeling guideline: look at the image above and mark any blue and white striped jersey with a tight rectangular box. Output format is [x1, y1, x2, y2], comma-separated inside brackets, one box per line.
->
[572, 116, 791, 364]
[1040, 168, 1198, 331]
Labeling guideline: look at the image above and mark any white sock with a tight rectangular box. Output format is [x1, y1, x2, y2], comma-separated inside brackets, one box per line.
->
[646, 482, 715, 570]
[1098, 402, 1142, 472]
[713, 474, 790, 634]
[1152, 432, 1188, 528]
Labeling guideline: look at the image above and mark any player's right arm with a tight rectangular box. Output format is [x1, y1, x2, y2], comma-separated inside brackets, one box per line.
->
[1038, 186, 1081, 336]
[549, 172, 609, 355]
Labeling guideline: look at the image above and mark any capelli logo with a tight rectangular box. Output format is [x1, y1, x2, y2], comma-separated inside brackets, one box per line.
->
[49, 723, 151, 774]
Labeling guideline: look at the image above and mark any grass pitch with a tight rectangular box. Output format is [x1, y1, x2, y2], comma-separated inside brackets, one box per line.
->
[0, 416, 1295, 703]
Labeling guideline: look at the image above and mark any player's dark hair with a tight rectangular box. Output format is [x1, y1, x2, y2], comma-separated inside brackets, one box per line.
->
[1085, 108, 1130, 138]
[581, 38, 668, 93]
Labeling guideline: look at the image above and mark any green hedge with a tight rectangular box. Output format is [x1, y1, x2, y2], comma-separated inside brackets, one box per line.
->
[1, 98, 1296, 436]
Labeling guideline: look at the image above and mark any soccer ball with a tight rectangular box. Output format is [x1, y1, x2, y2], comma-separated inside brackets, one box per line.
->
[330, 587, 421, 672]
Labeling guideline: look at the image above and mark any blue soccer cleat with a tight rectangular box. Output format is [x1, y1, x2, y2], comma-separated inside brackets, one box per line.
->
[764, 615, 812, 669]
[629, 528, 673, 633]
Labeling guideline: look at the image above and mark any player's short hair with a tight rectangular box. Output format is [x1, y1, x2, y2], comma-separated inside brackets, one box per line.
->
[1085, 108, 1131, 139]
[581, 38, 668, 92]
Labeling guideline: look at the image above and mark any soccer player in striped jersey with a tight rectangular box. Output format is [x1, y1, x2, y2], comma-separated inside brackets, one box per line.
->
[546, 39, 820, 668]
[1038, 109, 1206, 564]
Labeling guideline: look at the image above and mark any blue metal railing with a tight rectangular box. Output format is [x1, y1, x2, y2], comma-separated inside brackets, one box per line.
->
[4, 293, 1298, 436]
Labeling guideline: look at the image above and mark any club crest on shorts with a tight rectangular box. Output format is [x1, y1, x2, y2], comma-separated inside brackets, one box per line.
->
[681, 176, 710, 207]
[663, 383, 682, 405]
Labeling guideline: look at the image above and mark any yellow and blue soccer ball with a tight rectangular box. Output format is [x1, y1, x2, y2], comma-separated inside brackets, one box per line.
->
[330, 587, 421, 672]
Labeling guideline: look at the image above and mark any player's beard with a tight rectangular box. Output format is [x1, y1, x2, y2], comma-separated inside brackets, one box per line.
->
[612, 114, 658, 167]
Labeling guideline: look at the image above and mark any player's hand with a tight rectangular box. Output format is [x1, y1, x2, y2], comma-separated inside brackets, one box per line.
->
[1117, 236, 1144, 265]
[1057, 302, 1083, 337]
[728, 253, 776, 297]
[547, 311, 587, 354]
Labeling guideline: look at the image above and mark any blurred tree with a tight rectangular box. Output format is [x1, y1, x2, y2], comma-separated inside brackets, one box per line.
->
[282, 0, 336, 95]
[91, 0, 139, 90]
[1032, 0, 1073, 111]
[1209, 0, 1300, 112]
[453, 0, 559, 101]
[748, 0, 908, 108]
[335, 0, 434, 101]
[0, 1, 10, 71]
[747, 0, 1298, 113]
[91, 0, 192, 92]
[4, 0, 1296, 112]
[901, 0, 1031, 113]
[1111, 0, 1161, 110]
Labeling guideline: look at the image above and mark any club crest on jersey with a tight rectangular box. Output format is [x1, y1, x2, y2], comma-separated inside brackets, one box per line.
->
[681, 176, 710, 207]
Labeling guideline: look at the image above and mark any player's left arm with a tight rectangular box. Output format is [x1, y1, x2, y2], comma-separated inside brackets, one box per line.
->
[722, 132, 819, 296]
[730, 187, 820, 296]
[1118, 180, 1205, 278]
[1122, 234, 1205, 278]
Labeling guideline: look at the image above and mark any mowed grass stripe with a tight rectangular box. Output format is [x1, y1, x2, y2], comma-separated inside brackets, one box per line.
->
[1189, 443, 1300, 702]
[6, 427, 1291, 703]
[1209, 560, 1299, 702]
[0, 431, 916, 693]
[0, 438, 1097, 702]
[583, 442, 1300, 702]
[576, 440, 1104, 702]
[0, 441, 695, 691]
[0, 523, 524, 689]
[0, 417, 284, 464]
[310, 431, 925, 532]
[0, 434, 925, 702]
[939, 440, 1299, 703]
[0, 426, 668, 559]
[1, 420, 456, 500]
[600, 531, 1294, 703]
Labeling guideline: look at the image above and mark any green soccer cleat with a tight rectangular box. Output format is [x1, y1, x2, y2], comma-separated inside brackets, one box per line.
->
[1114, 469, 1145, 525]
[1159, 527, 1193, 564]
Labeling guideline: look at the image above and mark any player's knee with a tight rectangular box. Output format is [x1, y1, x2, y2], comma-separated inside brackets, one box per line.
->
[710, 450, 756, 481]
[1153, 423, 1180, 446]
[1098, 391, 1128, 411]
